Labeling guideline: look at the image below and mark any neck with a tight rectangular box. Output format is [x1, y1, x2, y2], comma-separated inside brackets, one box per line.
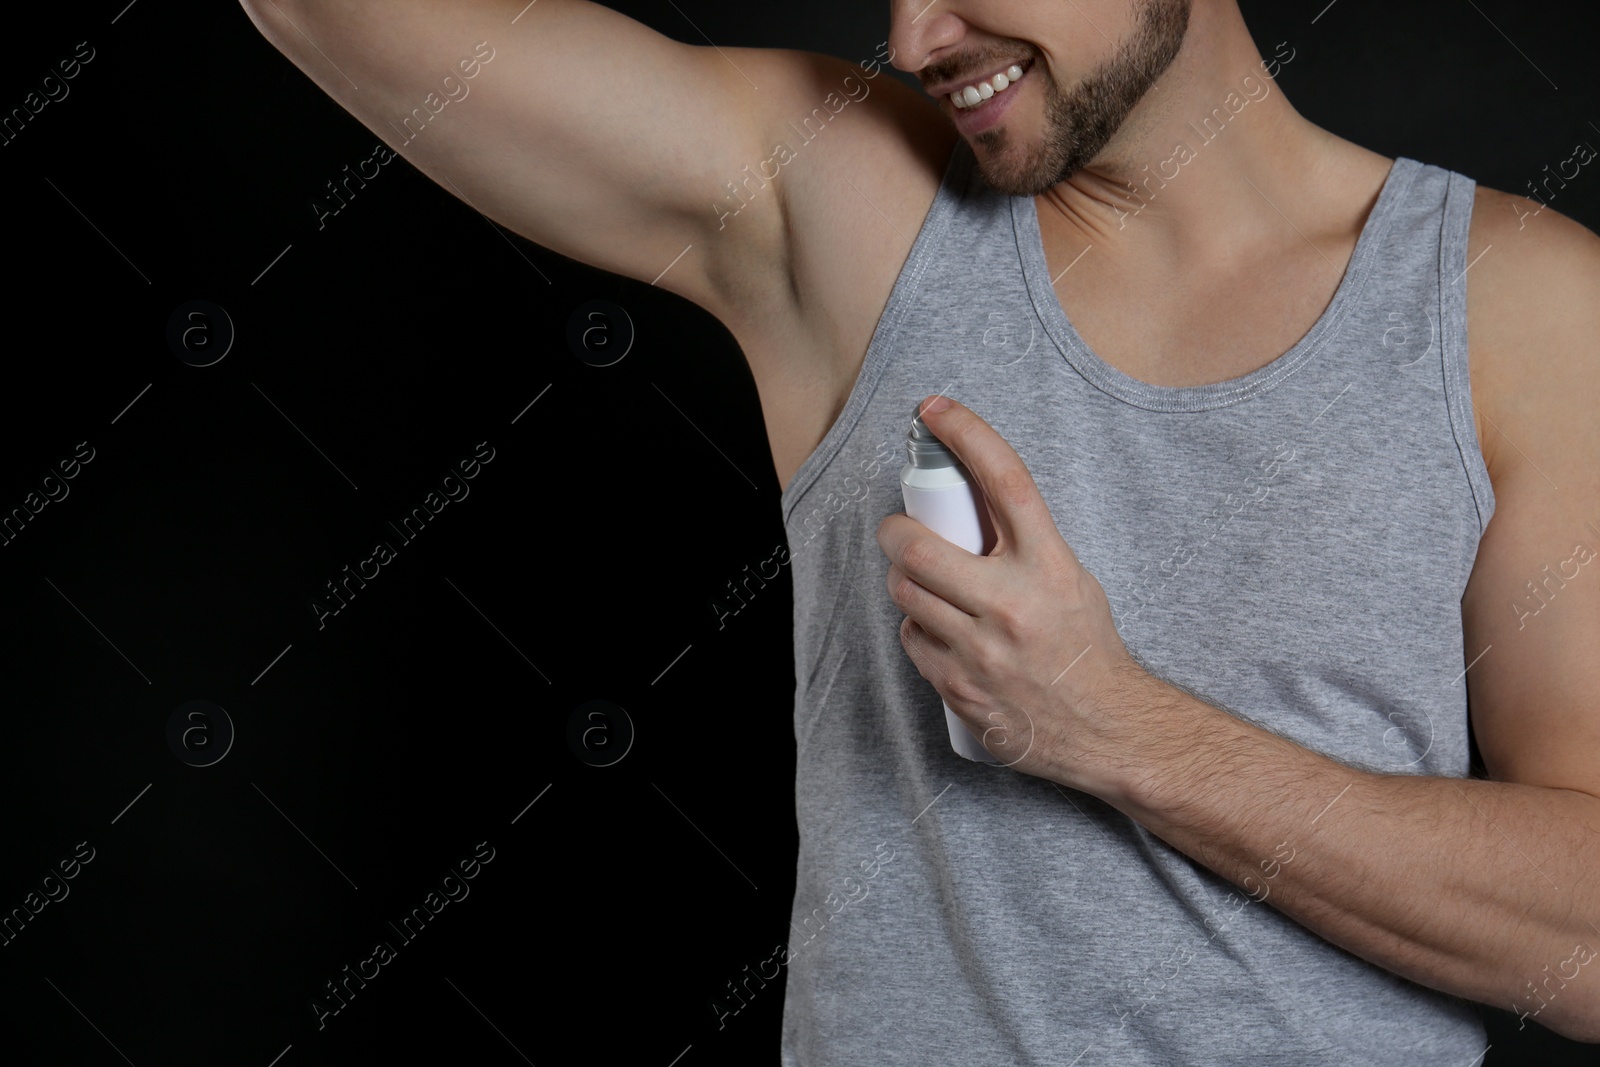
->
[1040, 5, 1334, 262]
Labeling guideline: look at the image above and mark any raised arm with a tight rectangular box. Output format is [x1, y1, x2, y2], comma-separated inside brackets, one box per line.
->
[236, 0, 820, 312]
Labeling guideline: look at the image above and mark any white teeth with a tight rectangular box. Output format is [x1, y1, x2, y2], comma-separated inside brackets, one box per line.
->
[950, 62, 1026, 110]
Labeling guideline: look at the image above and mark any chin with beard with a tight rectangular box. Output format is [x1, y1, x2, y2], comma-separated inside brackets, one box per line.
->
[970, 0, 1191, 197]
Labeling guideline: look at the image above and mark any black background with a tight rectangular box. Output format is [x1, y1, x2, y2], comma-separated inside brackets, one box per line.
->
[0, 0, 1596, 1064]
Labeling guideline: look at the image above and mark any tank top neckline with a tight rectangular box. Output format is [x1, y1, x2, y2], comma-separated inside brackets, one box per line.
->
[1010, 152, 1414, 413]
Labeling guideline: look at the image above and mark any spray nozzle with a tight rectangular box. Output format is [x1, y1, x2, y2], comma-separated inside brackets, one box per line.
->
[906, 404, 959, 470]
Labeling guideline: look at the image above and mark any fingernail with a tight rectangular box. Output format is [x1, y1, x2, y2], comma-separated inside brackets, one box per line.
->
[922, 395, 952, 415]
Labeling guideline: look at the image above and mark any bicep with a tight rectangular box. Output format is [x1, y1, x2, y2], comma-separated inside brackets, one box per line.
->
[1460, 213, 1600, 796]
[239, 0, 792, 306]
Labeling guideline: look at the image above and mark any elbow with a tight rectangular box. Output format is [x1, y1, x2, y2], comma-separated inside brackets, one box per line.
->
[236, 0, 341, 77]
[1543, 990, 1600, 1044]
[1549, 1020, 1600, 1045]
[1568, 1015, 1600, 1045]
[237, 0, 307, 43]
[1499, 938, 1600, 1043]
[237, 0, 283, 39]
[237, 0, 282, 20]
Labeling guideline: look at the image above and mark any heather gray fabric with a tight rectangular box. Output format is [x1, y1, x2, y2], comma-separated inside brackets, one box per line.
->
[774, 138, 1494, 1065]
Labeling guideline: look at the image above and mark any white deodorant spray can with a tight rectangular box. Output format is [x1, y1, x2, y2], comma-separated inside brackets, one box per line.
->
[899, 403, 1001, 764]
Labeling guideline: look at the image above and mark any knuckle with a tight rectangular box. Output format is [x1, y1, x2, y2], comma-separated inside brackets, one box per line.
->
[945, 671, 979, 705]
[995, 464, 1033, 506]
[950, 410, 980, 445]
[901, 538, 939, 573]
[990, 602, 1023, 637]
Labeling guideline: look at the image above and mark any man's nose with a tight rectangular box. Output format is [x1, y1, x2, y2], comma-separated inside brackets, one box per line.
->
[887, 0, 965, 74]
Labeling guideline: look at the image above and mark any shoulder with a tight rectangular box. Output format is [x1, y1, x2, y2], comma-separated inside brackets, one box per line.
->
[742, 46, 956, 193]
[767, 51, 958, 319]
[1466, 182, 1600, 298]
[1455, 180, 1600, 795]
[699, 44, 958, 363]
[715, 45, 958, 298]
[1462, 181, 1600, 479]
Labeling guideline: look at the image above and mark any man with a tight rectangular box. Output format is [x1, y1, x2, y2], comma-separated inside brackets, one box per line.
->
[239, 0, 1600, 1061]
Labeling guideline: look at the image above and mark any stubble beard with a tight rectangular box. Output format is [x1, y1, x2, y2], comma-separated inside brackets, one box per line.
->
[969, 0, 1192, 197]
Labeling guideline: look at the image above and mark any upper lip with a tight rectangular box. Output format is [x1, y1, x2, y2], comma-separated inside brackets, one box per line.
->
[924, 59, 1030, 100]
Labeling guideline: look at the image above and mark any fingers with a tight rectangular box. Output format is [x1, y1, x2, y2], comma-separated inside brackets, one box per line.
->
[885, 556, 970, 649]
[878, 511, 977, 606]
[916, 395, 1052, 557]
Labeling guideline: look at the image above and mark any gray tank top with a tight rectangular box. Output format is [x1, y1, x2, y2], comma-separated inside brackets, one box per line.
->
[773, 138, 1494, 1064]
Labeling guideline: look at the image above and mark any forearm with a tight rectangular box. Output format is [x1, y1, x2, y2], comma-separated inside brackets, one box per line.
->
[1094, 675, 1600, 1042]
